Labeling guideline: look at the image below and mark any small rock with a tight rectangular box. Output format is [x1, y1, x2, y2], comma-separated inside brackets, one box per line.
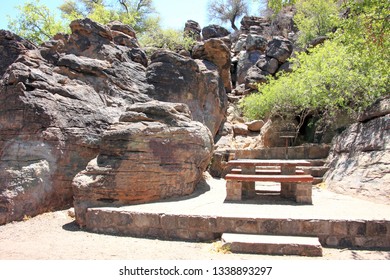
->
[233, 123, 249, 136]
[67, 208, 75, 218]
[246, 120, 265, 132]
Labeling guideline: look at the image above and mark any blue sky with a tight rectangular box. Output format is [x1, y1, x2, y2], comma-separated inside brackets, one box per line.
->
[0, 0, 264, 31]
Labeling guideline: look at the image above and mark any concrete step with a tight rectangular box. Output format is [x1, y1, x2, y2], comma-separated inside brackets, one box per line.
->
[313, 177, 324, 185]
[221, 233, 323, 257]
[307, 159, 328, 167]
[301, 166, 329, 177]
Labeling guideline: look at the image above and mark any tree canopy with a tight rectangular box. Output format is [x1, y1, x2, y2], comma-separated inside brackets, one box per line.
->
[207, 0, 249, 31]
[7, 0, 67, 44]
[7, 0, 160, 44]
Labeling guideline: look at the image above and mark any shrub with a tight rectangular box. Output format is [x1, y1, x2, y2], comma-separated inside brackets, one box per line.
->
[139, 28, 196, 52]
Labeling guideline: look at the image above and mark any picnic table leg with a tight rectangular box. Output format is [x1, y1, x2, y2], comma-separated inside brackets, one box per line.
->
[226, 180, 242, 201]
[295, 183, 313, 204]
[241, 166, 256, 199]
[280, 165, 296, 199]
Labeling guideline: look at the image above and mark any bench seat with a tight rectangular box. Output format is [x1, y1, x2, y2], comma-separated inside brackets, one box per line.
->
[225, 174, 314, 183]
[230, 168, 305, 175]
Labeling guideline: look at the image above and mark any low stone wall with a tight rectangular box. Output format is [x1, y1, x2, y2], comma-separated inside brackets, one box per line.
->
[209, 144, 330, 178]
[85, 209, 390, 249]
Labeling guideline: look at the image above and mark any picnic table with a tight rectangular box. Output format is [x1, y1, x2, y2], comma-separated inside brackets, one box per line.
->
[225, 159, 313, 204]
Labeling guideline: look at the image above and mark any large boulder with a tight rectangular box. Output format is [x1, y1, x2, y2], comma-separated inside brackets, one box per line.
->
[256, 55, 279, 74]
[146, 50, 228, 136]
[73, 101, 213, 226]
[184, 20, 202, 41]
[0, 19, 148, 225]
[236, 50, 262, 85]
[266, 36, 293, 63]
[245, 34, 267, 52]
[240, 16, 271, 35]
[192, 38, 232, 92]
[202, 24, 230, 40]
[245, 66, 268, 89]
[324, 97, 390, 204]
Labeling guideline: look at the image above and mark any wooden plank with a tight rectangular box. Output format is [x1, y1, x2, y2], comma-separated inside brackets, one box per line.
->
[225, 174, 314, 183]
[230, 168, 305, 175]
[227, 159, 312, 167]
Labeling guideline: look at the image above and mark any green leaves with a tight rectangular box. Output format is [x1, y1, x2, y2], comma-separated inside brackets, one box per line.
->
[7, 0, 160, 44]
[7, 0, 68, 44]
[139, 28, 196, 52]
[294, 0, 340, 47]
[241, 37, 388, 124]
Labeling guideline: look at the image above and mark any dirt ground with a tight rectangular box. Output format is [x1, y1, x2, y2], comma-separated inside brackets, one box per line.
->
[0, 209, 389, 260]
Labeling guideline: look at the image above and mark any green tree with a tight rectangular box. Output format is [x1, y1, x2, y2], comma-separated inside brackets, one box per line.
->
[59, 0, 159, 33]
[240, 0, 389, 138]
[266, 0, 295, 14]
[139, 28, 196, 52]
[294, 0, 339, 46]
[7, 0, 67, 44]
[207, 0, 249, 31]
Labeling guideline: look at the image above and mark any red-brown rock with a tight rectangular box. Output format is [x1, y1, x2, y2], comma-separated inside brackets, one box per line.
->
[73, 101, 213, 226]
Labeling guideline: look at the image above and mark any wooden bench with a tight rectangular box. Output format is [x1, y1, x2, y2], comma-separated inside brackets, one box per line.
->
[225, 173, 313, 204]
[225, 174, 313, 183]
[230, 168, 306, 175]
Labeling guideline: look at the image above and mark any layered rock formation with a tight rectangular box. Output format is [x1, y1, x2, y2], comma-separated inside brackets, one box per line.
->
[146, 50, 227, 136]
[73, 101, 213, 226]
[0, 18, 221, 225]
[324, 97, 390, 204]
[0, 30, 37, 77]
[0, 19, 151, 225]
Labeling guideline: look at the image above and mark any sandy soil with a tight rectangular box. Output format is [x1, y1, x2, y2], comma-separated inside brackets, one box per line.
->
[0, 209, 389, 260]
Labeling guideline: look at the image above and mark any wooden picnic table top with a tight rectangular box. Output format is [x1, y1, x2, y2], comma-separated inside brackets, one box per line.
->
[227, 159, 312, 167]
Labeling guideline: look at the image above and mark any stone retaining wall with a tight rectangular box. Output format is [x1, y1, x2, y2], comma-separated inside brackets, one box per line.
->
[85, 209, 390, 249]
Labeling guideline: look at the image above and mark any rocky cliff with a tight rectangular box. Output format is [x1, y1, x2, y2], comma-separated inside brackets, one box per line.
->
[0, 19, 225, 225]
[324, 97, 390, 204]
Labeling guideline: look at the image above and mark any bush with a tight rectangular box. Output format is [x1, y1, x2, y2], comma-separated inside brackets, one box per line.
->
[240, 0, 389, 130]
[139, 28, 196, 52]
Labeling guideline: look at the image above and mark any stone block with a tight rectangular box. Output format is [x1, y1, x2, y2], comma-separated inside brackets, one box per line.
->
[301, 220, 330, 235]
[366, 221, 388, 236]
[216, 217, 236, 232]
[177, 215, 191, 229]
[347, 220, 366, 236]
[161, 214, 177, 230]
[258, 219, 280, 234]
[295, 183, 312, 204]
[234, 219, 258, 233]
[133, 213, 160, 228]
[279, 219, 302, 235]
[226, 181, 242, 200]
[222, 233, 323, 257]
[189, 216, 217, 231]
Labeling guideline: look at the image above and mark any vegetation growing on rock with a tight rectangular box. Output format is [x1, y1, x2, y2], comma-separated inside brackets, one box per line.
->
[240, 0, 389, 137]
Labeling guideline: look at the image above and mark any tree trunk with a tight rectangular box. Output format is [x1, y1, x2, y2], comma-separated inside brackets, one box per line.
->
[231, 16, 238, 31]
